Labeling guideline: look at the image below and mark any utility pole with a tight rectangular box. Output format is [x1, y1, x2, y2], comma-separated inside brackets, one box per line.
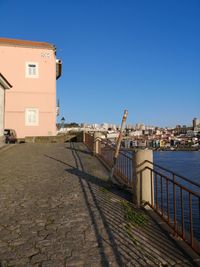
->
[110, 109, 128, 180]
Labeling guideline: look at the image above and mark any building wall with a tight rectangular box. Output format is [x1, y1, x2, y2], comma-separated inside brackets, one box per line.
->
[0, 86, 4, 137]
[0, 44, 57, 138]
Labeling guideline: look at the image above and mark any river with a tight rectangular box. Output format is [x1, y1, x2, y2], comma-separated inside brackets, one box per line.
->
[154, 151, 200, 184]
[154, 151, 200, 242]
[104, 148, 200, 241]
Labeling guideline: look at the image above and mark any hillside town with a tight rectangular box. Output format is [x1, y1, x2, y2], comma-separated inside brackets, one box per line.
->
[58, 117, 200, 150]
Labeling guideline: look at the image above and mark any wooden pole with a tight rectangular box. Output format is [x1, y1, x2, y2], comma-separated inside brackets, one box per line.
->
[110, 109, 128, 180]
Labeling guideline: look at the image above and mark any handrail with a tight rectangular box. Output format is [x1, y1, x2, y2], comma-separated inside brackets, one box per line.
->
[144, 160, 200, 188]
[100, 139, 133, 160]
[142, 165, 200, 254]
[142, 166, 200, 198]
[83, 132, 200, 254]
[96, 137, 133, 186]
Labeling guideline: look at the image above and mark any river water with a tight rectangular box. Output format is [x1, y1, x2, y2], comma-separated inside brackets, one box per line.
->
[154, 151, 200, 242]
[106, 149, 200, 241]
[154, 151, 200, 184]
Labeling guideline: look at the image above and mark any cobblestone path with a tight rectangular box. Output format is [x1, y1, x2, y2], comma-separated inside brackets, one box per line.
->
[0, 143, 199, 267]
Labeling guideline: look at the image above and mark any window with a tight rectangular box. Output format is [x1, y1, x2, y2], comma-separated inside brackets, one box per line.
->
[25, 108, 39, 126]
[25, 62, 38, 78]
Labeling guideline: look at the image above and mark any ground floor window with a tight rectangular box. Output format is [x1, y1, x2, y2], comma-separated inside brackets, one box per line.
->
[25, 108, 39, 126]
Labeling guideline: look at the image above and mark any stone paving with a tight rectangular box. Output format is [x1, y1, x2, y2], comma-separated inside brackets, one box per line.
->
[0, 142, 199, 267]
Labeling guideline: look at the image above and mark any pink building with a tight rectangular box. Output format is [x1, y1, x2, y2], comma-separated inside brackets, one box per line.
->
[0, 38, 62, 138]
[0, 73, 12, 144]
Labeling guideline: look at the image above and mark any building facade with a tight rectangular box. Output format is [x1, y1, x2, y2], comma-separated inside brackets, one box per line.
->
[193, 118, 200, 129]
[0, 73, 12, 143]
[0, 38, 62, 138]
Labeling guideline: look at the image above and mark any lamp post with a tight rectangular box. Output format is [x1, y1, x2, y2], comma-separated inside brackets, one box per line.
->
[61, 117, 65, 129]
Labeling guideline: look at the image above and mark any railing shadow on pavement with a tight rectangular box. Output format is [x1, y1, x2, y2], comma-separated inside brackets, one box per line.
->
[44, 152, 128, 266]
[44, 153, 124, 266]
[44, 142, 199, 266]
[65, 145, 92, 156]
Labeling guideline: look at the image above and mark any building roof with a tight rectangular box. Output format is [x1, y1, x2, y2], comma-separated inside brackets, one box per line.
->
[0, 38, 55, 50]
[0, 73, 12, 89]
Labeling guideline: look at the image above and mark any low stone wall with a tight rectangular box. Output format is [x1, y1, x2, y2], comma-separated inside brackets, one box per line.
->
[0, 135, 5, 147]
[25, 134, 75, 144]
[25, 131, 84, 144]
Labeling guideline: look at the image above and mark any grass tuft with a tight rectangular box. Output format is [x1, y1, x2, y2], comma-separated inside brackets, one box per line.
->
[121, 200, 147, 226]
[100, 187, 109, 193]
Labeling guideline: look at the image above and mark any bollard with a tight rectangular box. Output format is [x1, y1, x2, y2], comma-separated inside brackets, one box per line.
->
[132, 149, 154, 207]
[93, 132, 102, 155]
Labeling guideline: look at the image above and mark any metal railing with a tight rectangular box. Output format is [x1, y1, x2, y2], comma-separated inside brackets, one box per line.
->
[97, 139, 133, 187]
[84, 132, 94, 152]
[83, 132, 200, 254]
[139, 160, 200, 254]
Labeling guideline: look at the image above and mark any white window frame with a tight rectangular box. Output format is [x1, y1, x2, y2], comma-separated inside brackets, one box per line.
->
[25, 108, 39, 126]
[25, 62, 39, 78]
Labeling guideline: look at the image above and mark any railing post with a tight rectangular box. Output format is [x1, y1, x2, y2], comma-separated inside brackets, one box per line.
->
[132, 149, 154, 207]
[82, 131, 86, 143]
[93, 132, 102, 155]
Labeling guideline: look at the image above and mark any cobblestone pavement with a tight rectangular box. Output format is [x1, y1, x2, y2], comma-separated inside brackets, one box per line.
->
[0, 143, 199, 267]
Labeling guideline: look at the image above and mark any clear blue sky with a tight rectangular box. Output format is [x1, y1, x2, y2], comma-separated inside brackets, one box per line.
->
[1, 0, 200, 127]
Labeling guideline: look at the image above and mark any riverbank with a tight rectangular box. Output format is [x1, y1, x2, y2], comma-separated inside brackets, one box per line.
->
[153, 147, 200, 151]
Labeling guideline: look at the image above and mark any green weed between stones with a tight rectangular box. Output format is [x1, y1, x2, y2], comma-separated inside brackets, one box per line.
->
[121, 200, 148, 226]
[125, 223, 138, 245]
[121, 201, 163, 265]
[100, 187, 109, 193]
[121, 200, 148, 247]
[99, 187, 111, 200]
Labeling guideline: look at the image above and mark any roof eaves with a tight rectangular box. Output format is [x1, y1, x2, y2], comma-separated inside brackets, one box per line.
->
[0, 38, 56, 51]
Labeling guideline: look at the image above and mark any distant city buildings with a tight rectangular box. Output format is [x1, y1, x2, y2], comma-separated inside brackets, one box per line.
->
[57, 116, 200, 150]
[193, 117, 200, 133]
[193, 118, 200, 128]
